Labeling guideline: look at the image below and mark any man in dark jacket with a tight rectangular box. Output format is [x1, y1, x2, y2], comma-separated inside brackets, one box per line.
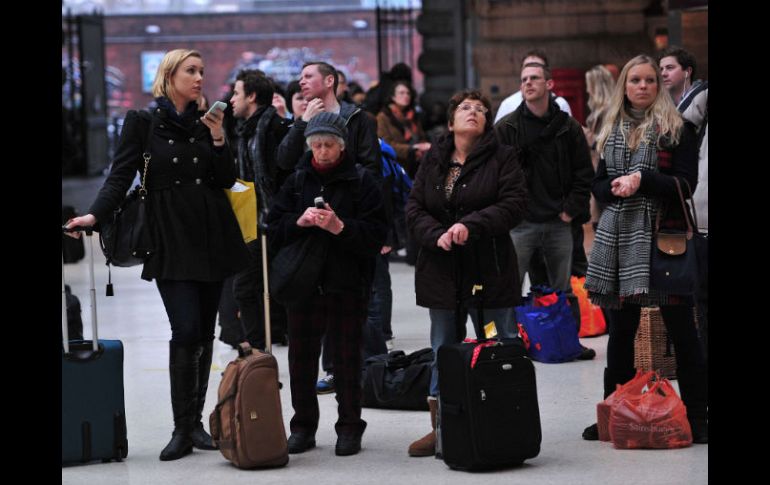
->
[230, 69, 290, 351]
[495, 62, 596, 358]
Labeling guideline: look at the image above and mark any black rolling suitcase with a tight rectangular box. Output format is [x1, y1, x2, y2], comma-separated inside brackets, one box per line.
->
[62, 227, 128, 465]
[437, 302, 541, 470]
[438, 336, 541, 470]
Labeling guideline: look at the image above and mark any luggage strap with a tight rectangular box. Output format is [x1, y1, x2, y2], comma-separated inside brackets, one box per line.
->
[463, 338, 500, 369]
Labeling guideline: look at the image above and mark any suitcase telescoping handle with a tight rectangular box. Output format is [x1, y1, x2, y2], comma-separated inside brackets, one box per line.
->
[62, 226, 99, 354]
[260, 233, 272, 355]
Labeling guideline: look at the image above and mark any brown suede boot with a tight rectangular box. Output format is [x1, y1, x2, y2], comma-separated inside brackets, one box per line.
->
[408, 397, 437, 457]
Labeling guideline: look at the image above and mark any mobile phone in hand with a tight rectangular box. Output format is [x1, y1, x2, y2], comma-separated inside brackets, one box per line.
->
[205, 101, 227, 117]
[314, 196, 325, 209]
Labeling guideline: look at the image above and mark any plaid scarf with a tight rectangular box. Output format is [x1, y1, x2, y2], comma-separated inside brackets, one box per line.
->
[585, 120, 670, 309]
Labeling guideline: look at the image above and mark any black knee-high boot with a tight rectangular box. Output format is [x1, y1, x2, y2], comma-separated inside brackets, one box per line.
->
[677, 367, 708, 443]
[159, 342, 201, 461]
[190, 340, 217, 450]
[604, 367, 637, 399]
[583, 367, 637, 440]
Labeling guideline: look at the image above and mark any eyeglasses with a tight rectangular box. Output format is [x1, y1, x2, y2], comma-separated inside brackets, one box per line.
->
[457, 103, 488, 114]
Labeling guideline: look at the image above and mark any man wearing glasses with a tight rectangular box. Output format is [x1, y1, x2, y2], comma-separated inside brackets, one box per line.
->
[494, 62, 594, 328]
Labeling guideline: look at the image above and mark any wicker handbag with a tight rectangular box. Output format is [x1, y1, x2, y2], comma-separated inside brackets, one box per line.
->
[634, 307, 677, 379]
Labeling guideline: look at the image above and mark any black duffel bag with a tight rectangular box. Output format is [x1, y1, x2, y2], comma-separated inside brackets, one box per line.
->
[361, 348, 433, 411]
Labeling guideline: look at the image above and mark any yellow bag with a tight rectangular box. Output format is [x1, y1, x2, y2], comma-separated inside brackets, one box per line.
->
[224, 179, 257, 243]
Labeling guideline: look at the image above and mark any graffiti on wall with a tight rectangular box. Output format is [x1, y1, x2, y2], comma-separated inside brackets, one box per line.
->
[219, 47, 372, 98]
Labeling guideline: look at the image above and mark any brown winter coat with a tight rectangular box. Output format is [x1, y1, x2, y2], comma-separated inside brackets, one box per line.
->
[406, 129, 528, 309]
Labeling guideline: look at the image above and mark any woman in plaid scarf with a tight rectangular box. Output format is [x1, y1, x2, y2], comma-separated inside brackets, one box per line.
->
[581, 55, 707, 444]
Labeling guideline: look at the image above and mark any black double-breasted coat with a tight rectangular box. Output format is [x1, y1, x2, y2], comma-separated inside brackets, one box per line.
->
[89, 103, 251, 282]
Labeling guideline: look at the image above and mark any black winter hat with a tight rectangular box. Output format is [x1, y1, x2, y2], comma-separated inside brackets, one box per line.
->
[304, 112, 348, 140]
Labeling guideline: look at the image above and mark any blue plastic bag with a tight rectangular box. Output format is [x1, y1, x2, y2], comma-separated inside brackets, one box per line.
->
[515, 286, 583, 363]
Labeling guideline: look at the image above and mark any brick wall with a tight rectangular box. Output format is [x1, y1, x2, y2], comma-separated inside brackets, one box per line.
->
[103, 10, 421, 114]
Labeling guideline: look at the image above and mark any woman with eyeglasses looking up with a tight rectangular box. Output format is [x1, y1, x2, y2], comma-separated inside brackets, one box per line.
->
[404, 90, 528, 457]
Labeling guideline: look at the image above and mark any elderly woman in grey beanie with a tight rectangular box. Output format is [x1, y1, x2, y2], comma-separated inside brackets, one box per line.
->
[265, 112, 387, 457]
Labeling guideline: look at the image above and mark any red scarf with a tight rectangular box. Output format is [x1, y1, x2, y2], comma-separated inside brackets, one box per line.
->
[311, 151, 345, 173]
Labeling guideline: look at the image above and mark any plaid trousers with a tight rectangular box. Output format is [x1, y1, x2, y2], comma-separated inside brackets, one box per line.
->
[287, 291, 368, 437]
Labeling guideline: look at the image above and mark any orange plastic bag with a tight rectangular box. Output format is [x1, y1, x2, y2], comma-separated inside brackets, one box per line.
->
[610, 379, 692, 449]
[596, 370, 657, 442]
[571, 276, 607, 337]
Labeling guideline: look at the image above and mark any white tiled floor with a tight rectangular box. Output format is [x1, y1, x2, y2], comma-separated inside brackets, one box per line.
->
[62, 237, 707, 485]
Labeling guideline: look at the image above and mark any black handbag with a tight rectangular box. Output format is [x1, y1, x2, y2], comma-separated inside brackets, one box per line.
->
[649, 177, 704, 295]
[269, 231, 328, 306]
[99, 177, 153, 267]
[99, 113, 156, 268]
[361, 348, 433, 411]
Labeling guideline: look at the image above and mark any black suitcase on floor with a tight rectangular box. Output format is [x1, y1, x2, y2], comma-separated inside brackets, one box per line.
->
[437, 245, 542, 470]
[62, 227, 128, 465]
[437, 336, 541, 470]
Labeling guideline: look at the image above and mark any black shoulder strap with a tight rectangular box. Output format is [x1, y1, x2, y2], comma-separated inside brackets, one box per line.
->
[293, 169, 307, 212]
[353, 163, 366, 207]
[135, 110, 156, 154]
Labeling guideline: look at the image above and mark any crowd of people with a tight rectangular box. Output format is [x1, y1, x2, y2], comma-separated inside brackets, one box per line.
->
[65, 44, 708, 462]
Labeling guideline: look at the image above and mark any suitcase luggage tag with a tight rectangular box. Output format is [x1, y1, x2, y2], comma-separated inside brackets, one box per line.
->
[466, 284, 503, 368]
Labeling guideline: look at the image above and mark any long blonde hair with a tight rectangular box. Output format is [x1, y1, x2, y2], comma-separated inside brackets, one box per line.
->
[151, 49, 202, 101]
[585, 65, 615, 133]
[596, 55, 683, 153]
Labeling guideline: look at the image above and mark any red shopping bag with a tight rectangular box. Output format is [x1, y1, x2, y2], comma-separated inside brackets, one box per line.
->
[571, 276, 607, 337]
[596, 370, 657, 442]
[610, 379, 692, 449]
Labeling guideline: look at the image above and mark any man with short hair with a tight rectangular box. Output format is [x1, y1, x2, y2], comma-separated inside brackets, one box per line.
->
[229, 69, 290, 351]
[664, 47, 708, 360]
[495, 62, 596, 359]
[658, 46, 707, 112]
[279, 61, 381, 177]
[494, 49, 572, 124]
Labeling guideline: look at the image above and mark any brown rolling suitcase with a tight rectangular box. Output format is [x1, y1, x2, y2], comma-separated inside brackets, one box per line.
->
[209, 234, 289, 468]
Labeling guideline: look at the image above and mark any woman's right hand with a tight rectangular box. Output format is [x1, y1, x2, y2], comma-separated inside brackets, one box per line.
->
[296, 207, 317, 227]
[63, 214, 97, 238]
[272, 93, 287, 118]
[437, 231, 453, 251]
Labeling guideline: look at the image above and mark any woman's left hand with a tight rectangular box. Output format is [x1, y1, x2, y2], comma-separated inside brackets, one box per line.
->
[200, 108, 226, 146]
[611, 171, 641, 198]
[447, 223, 469, 245]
